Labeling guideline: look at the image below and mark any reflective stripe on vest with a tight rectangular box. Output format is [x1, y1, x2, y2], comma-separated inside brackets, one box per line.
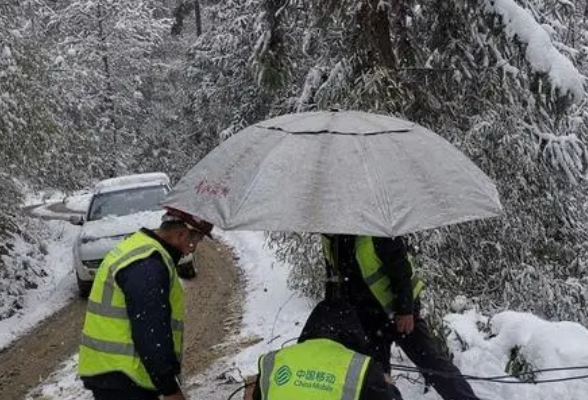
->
[322, 235, 334, 266]
[355, 236, 424, 316]
[78, 231, 185, 390]
[259, 339, 369, 400]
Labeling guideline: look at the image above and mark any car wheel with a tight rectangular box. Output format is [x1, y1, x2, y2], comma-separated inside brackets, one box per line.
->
[76, 272, 93, 298]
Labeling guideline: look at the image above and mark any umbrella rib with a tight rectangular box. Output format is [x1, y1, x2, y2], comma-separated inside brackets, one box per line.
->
[305, 133, 329, 228]
[231, 130, 289, 220]
[352, 112, 408, 136]
[354, 135, 392, 234]
[422, 130, 501, 219]
[255, 125, 411, 136]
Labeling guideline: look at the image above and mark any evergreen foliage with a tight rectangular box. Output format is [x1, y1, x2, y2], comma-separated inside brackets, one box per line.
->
[2, 0, 588, 325]
[262, 0, 588, 325]
[0, 0, 191, 315]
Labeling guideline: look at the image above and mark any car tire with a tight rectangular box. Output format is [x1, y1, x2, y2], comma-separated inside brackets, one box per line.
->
[76, 272, 93, 298]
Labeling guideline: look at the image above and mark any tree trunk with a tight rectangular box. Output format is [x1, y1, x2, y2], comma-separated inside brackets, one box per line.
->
[194, 0, 202, 36]
[356, 0, 397, 68]
[171, 1, 202, 36]
[97, 3, 117, 169]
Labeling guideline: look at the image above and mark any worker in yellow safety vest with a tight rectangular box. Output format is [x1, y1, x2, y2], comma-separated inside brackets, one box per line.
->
[252, 300, 404, 400]
[322, 234, 481, 400]
[78, 207, 213, 400]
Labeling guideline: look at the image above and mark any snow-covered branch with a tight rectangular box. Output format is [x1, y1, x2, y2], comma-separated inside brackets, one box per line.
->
[484, 0, 585, 102]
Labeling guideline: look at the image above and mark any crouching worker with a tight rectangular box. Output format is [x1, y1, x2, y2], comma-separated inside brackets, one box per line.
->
[78, 207, 213, 400]
[252, 300, 404, 400]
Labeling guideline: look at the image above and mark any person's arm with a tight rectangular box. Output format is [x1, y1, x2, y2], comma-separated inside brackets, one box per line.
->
[360, 361, 404, 400]
[116, 257, 182, 397]
[252, 374, 262, 400]
[373, 236, 414, 316]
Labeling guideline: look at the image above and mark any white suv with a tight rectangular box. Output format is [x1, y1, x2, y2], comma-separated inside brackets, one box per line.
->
[71, 172, 194, 297]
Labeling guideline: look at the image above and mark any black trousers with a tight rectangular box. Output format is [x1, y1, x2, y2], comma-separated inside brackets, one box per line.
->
[358, 310, 481, 400]
[91, 388, 159, 400]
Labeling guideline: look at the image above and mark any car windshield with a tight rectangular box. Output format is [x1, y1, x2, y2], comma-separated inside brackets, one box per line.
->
[87, 186, 167, 221]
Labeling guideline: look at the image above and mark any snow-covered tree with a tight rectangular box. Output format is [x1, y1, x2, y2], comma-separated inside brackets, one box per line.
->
[41, 0, 172, 173]
[261, 0, 588, 325]
[0, 0, 176, 318]
[3, 0, 588, 326]
[0, 2, 58, 319]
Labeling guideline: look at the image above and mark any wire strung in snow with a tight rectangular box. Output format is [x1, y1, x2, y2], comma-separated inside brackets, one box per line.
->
[226, 381, 255, 400]
[280, 336, 298, 348]
[281, 336, 588, 384]
[223, 364, 588, 400]
[269, 292, 297, 345]
[390, 363, 588, 384]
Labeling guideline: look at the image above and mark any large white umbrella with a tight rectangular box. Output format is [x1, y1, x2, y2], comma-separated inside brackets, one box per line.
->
[164, 110, 503, 236]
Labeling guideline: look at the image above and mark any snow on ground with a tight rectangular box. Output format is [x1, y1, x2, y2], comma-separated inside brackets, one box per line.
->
[0, 189, 87, 350]
[12, 193, 588, 400]
[20, 185, 67, 206]
[21, 184, 92, 211]
[62, 191, 92, 213]
[26, 229, 588, 400]
[23, 229, 310, 400]
[0, 218, 80, 350]
[27, 191, 92, 219]
[26, 356, 90, 400]
[217, 231, 311, 376]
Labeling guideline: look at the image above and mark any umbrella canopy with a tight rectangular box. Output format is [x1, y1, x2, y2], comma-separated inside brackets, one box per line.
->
[164, 110, 503, 236]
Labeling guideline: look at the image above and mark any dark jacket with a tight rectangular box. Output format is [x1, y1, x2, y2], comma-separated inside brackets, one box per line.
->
[82, 228, 182, 397]
[252, 300, 403, 400]
[325, 235, 415, 316]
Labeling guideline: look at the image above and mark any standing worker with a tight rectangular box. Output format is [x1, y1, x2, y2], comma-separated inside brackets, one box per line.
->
[78, 207, 213, 400]
[322, 234, 481, 400]
[252, 299, 404, 400]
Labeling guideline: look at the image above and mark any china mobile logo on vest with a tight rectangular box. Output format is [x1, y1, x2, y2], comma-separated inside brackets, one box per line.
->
[275, 367, 337, 392]
[274, 365, 292, 386]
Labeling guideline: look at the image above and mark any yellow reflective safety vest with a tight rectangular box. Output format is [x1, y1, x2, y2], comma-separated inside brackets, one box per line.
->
[259, 339, 370, 400]
[78, 230, 185, 390]
[322, 235, 424, 317]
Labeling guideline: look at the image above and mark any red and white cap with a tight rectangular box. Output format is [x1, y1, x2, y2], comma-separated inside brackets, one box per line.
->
[162, 206, 213, 238]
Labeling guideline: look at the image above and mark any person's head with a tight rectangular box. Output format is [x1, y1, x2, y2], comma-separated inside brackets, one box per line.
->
[157, 207, 213, 256]
[297, 299, 370, 355]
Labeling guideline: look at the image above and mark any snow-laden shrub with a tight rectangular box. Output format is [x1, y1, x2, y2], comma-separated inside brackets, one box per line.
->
[0, 177, 48, 320]
[506, 345, 537, 383]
